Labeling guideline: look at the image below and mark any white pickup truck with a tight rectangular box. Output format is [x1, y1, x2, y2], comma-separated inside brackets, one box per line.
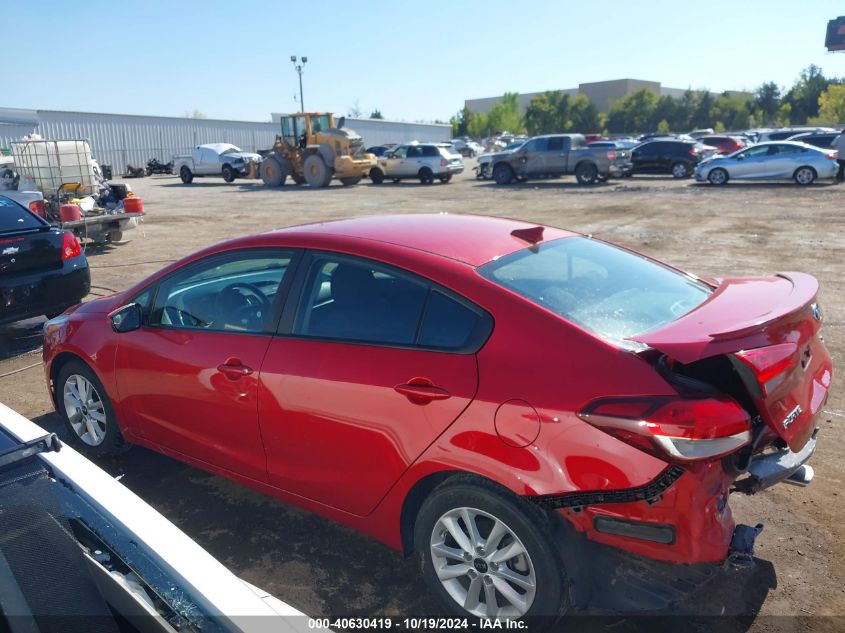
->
[172, 143, 261, 184]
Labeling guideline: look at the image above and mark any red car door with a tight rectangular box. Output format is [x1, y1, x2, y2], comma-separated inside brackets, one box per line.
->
[114, 249, 297, 481]
[257, 253, 488, 516]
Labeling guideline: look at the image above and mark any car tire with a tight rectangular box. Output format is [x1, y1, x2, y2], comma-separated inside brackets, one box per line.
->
[707, 168, 729, 185]
[180, 166, 193, 184]
[493, 164, 514, 185]
[439, 174, 453, 183]
[340, 176, 362, 186]
[260, 157, 288, 187]
[671, 162, 690, 179]
[303, 154, 331, 187]
[419, 167, 434, 184]
[56, 359, 129, 458]
[369, 168, 385, 184]
[794, 166, 816, 186]
[222, 164, 236, 183]
[414, 480, 569, 622]
[574, 162, 598, 185]
[107, 229, 123, 243]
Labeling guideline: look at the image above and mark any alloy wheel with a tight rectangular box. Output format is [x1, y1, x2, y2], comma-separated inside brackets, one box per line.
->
[795, 167, 814, 185]
[63, 374, 107, 446]
[429, 507, 536, 618]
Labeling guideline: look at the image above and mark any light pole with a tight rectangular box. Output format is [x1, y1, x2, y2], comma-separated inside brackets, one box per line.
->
[290, 55, 307, 113]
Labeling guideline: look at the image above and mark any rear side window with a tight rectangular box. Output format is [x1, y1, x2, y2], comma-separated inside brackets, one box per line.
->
[293, 255, 491, 351]
[0, 197, 43, 233]
[407, 146, 423, 158]
[422, 145, 440, 157]
[294, 257, 428, 345]
[478, 237, 711, 348]
[547, 137, 564, 151]
[418, 291, 480, 350]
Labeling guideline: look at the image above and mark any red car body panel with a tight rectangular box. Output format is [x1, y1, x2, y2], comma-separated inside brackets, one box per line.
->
[41, 214, 832, 572]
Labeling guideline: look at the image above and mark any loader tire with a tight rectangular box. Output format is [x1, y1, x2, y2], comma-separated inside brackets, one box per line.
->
[340, 176, 362, 186]
[260, 157, 287, 187]
[304, 154, 331, 188]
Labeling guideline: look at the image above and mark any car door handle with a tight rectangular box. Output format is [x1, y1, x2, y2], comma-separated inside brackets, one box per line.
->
[394, 379, 451, 404]
[218, 359, 253, 380]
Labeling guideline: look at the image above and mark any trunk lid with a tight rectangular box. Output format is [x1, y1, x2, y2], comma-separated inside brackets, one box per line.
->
[631, 273, 832, 451]
[0, 227, 64, 275]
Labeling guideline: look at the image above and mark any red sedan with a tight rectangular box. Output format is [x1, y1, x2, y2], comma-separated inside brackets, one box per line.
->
[43, 214, 831, 620]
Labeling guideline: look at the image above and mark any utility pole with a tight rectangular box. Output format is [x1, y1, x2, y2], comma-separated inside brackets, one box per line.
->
[290, 56, 307, 113]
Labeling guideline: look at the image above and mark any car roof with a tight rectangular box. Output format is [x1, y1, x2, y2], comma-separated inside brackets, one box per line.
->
[270, 214, 577, 267]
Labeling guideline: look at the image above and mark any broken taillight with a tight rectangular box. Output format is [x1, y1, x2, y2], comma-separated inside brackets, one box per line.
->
[734, 343, 800, 397]
[578, 396, 751, 463]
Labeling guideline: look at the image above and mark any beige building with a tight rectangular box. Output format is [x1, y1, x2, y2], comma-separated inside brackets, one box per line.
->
[465, 78, 748, 114]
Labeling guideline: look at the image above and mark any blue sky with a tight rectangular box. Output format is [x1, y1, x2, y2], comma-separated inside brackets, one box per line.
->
[5, 1, 844, 122]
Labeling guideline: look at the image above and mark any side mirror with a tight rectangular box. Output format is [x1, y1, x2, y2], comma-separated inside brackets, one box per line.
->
[109, 303, 142, 333]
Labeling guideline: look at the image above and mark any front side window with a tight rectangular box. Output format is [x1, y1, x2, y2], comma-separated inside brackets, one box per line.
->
[478, 237, 711, 347]
[391, 146, 408, 159]
[522, 138, 547, 153]
[151, 251, 292, 334]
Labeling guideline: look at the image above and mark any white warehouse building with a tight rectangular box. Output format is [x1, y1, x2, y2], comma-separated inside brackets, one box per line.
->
[0, 108, 450, 173]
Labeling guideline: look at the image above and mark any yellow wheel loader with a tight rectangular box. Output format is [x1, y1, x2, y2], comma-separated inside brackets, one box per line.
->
[259, 113, 376, 188]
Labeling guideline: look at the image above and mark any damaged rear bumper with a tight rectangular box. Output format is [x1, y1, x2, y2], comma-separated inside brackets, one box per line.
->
[733, 430, 817, 495]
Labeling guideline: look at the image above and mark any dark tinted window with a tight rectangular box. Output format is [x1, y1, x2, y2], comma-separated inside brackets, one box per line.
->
[802, 135, 836, 148]
[152, 251, 291, 333]
[294, 256, 428, 345]
[768, 131, 794, 141]
[0, 197, 43, 233]
[418, 291, 480, 350]
[547, 137, 564, 151]
[523, 138, 547, 152]
[634, 143, 657, 155]
[406, 145, 422, 158]
[422, 145, 439, 157]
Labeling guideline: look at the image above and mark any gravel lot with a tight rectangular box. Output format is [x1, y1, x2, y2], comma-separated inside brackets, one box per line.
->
[2, 163, 843, 629]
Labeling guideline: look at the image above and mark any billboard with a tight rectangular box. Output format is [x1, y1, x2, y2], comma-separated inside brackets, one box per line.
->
[826, 16, 845, 51]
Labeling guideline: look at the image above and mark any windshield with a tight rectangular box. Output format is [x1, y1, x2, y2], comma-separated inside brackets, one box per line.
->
[478, 237, 711, 347]
[0, 196, 43, 233]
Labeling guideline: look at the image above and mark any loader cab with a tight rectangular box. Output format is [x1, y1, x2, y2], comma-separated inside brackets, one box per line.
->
[279, 113, 336, 148]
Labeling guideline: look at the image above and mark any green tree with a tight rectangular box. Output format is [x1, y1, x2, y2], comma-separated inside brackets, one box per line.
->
[369, 109, 384, 119]
[450, 106, 472, 137]
[487, 92, 524, 134]
[692, 91, 715, 129]
[606, 89, 658, 134]
[657, 119, 670, 134]
[569, 95, 600, 132]
[525, 91, 570, 135]
[812, 83, 845, 124]
[774, 102, 792, 127]
[714, 121, 726, 133]
[784, 65, 830, 124]
[754, 82, 782, 125]
[466, 111, 490, 138]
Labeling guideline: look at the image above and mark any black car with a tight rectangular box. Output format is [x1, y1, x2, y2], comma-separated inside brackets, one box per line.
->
[0, 195, 90, 325]
[366, 145, 393, 157]
[786, 132, 840, 149]
[629, 140, 712, 178]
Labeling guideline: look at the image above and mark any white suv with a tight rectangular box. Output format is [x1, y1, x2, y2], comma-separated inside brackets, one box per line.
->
[369, 143, 464, 184]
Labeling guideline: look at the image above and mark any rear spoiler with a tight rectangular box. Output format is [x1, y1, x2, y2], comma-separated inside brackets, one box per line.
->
[629, 272, 819, 363]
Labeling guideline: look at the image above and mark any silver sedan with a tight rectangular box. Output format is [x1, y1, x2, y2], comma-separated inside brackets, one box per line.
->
[694, 141, 839, 186]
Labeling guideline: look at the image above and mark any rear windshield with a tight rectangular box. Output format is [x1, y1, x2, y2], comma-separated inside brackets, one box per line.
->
[478, 237, 711, 347]
[0, 197, 43, 234]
